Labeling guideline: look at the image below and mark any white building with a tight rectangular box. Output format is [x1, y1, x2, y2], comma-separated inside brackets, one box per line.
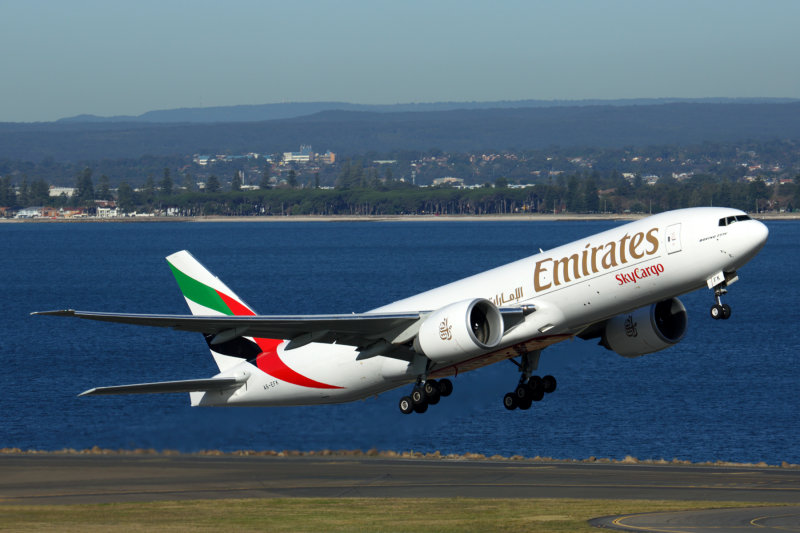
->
[49, 187, 75, 197]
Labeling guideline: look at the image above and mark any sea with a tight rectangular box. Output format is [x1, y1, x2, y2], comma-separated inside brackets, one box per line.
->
[1, 218, 797, 464]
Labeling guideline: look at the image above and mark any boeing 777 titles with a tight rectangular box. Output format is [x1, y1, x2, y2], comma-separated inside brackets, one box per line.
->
[34, 207, 768, 414]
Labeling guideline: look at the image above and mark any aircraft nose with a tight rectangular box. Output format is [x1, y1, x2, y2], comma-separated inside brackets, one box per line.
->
[752, 219, 769, 249]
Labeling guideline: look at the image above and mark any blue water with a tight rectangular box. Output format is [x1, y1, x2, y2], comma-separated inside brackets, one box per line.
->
[1, 219, 797, 464]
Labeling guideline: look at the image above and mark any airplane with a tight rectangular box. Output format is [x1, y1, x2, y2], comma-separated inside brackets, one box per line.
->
[33, 207, 768, 414]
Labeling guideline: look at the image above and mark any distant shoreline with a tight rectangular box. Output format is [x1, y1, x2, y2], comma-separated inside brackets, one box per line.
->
[3, 212, 800, 223]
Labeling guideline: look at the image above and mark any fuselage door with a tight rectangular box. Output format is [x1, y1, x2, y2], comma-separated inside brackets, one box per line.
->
[665, 223, 682, 254]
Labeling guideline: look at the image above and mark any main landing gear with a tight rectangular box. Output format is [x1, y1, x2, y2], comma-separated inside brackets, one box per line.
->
[398, 378, 453, 414]
[503, 350, 557, 411]
[503, 375, 557, 411]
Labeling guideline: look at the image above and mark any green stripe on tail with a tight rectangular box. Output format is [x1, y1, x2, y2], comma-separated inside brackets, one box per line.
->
[168, 262, 232, 315]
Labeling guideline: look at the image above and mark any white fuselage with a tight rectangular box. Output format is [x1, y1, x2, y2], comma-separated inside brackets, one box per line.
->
[192, 207, 768, 407]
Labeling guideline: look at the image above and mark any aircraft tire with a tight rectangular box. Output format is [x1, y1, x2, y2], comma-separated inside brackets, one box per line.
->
[710, 304, 723, 320]
[411, 389, 425, 405]
[423, 380, 440, 396]
[438, 378, 454, 397]
[528, 375, 544, 393]
[543, 375, 557, 394]
[503, 392, 517, 410]
[413, 401, 428, 414]
[721, 303, 732, 320]
[531, 387, 545, 402]
[427, 391, 441, 405]
[515, 384, 530, 401]
[518, 397, 533, 410]
[399, 396, 414, 414]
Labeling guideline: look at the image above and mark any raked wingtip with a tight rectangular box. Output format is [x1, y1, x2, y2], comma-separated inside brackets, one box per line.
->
[31, 309, 75, 317]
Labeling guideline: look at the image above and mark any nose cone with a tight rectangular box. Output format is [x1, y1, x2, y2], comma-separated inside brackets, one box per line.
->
[752, 219, 769, 251]
[734, 219, 769, 268]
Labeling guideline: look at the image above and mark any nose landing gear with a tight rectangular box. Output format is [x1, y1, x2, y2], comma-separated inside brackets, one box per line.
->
[708, 271, 737, 320]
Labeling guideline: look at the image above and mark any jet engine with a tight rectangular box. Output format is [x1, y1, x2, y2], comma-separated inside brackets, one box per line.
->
[414, 298, 504, 364]
[601, 297, 687, 358]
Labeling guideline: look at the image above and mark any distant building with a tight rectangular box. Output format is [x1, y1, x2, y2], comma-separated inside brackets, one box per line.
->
[49, 186, 75, 197]
[432, 176, 464, 187]
[15, 207, 43, 218]
[283, 145, 313, 164]
[96, 206, 119, 218]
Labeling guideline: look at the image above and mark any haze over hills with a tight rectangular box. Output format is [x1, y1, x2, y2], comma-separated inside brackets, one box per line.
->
[1, 100, 800, 161]
[55, 98, 799, 124]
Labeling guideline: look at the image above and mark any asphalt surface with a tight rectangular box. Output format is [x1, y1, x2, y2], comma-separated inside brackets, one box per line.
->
[1, 454, 799, 531]
[591, 506, 800, 532]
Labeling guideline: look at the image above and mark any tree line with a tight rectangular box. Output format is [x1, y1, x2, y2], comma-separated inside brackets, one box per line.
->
[4, 165, 796, 216]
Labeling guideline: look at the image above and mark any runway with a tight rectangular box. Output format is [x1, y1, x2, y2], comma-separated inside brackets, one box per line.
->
[1, 454, 799, 506]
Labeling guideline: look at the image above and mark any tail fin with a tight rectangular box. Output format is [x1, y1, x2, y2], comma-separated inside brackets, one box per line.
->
[166, 250, 256, 317]
[166, 250, 260, 371]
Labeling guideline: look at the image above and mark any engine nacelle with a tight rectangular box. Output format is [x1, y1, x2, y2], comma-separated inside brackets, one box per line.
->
[602, 297, 687, 358]
[414, 298, 504, 364]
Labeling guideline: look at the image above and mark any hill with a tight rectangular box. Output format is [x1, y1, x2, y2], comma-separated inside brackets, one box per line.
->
[55, 97, 797, 124]
[2, 101, 800, 161]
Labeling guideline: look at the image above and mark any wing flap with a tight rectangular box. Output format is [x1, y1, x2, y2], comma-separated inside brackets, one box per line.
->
[78, 377, 242, 396]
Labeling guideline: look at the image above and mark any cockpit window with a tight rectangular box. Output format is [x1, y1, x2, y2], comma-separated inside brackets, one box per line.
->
[718, 214, 752, 226]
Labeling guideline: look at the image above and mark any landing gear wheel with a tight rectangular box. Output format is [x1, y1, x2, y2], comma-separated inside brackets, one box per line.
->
[422, 380, 441, 404]
[399, 396, 413, 414]
[710, 304, 723, 320]
[411, 388, 426, 405]
[517, 396, 533, 410]
[413, 401, 428, 414]
[721, 303, 731, 320]
[515, 384, 530, 401]
[438, 378, 453, 397]
[531, 387, 545, 402]
[528, 375, 544, 393]
[503, 393, 517, 410]
[542, 375, 557, 394]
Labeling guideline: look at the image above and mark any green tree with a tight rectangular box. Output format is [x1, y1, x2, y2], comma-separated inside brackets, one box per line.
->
[142, 175, 156, 205]
[287, 170, 297, 188]
[314, 172, 320, 189]
[0, 176, 12, 207]
[583, 176, 599, 212]
[18, 178, 31, 206]
[30, 179, 50, 205]
[206, 175, 220, 193]
[160, 168, 173, 196]
[117, 181, 134, 213]
[231, 171, 242, 191]
[98, 175, 111, 200]
[75, 167, 94, 206]
[182, 173, 195, 192]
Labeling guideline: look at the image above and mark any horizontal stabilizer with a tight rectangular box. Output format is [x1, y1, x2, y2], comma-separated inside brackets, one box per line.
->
[78, 377, 242, 396]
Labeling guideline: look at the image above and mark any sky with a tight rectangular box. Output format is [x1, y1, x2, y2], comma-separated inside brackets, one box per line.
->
[1, 0, 799, 122]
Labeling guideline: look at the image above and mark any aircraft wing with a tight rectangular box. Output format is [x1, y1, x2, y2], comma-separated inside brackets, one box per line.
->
[79, 377, 243, 396]
[33, 307, 529, 351]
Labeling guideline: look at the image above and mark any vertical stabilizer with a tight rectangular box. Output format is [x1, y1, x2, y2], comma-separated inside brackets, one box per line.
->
[166, 250, 258, 371]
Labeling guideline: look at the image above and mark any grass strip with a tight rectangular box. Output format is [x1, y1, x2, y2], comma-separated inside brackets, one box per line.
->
[0, 497, 779, 532]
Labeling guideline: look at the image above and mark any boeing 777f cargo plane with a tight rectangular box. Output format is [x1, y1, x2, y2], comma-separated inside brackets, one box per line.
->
[34, 207, 768, 414]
